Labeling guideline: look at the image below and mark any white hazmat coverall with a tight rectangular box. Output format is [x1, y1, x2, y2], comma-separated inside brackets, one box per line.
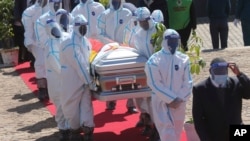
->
[44, 20, 68, 130]
[145, 29, 193, 141]
[133, 7, 157, 121]
[60, 15, 94, 130]
[97, 0, 132, 44]
[35, 0, 62, 48]
[71, 0, 105, 38]
[22, 0, 49, 101]
[22, 1, 48, 79]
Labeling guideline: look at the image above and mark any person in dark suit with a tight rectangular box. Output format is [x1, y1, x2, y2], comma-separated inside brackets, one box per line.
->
[207, 0, 231, 49]
[13, 0, 35, 66]
[192, 57, 250, 141]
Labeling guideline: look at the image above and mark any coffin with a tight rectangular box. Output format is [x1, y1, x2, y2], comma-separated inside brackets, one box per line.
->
[91, 42, 151, 101]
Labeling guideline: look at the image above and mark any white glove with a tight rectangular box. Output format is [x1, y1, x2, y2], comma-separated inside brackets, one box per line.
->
[234, 19, 240, 27]
[26, 44, 35, 52]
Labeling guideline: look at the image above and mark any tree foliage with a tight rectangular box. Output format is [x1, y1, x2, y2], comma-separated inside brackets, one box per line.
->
[151, 23, 206, 75]
[0, 0, 14, 41]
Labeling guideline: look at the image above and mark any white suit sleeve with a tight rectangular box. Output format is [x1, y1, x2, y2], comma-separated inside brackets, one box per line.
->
[66, 44, 92, 84]
[22, 10, 35, 47]
[35, 17, 48, 48]
[176, 59, 193, 101]
[145, 59, 177, 104]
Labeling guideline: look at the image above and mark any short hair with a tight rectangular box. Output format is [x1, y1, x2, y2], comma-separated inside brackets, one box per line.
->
[210, 57, 227, 66]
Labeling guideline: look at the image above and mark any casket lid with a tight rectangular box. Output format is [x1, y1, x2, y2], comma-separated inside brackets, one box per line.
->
[93, 46, 147, 72]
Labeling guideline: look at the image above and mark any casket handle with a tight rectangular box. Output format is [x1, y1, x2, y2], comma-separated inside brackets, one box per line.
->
[116, 76, 136, 85]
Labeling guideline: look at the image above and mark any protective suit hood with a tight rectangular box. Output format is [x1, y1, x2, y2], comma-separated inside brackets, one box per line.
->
[73, 15, 88, 37]
[123, 2, 137, 13]
[161, 29, 180, 55]
[109, 0, 125, 11]
[36, 0, 48, 8]
[136, 7, 154, 30]
[151, 10, 164, 23]
[56, 9, 70, 32]
[48, 0, 62, 14]
[46, 19, 62, 39]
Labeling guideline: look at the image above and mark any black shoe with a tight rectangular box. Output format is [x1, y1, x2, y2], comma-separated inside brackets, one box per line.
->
[69, 129, 83, 141]
[59, 129, 70, 141]
[141, 125, 152, 136]
[135, 119, 144, 128]
[149, 126, 160, 141]
[127, 107, 138, 114]
[83, 133, 93, 141]
[38, 88, 49, 102]
[81, 126, 94, 141]
[106, 101, 116, 110]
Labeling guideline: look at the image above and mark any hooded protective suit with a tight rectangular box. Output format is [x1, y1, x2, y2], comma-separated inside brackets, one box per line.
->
[71, 0, 105, 38]
[97, 0, 132, 43]
[145, 29, 193, 141]
[132, 7, 156, 130]
[55, 8, 74, 39]
[22, 0, 49, 101]
[134, 7, 157, 59]
[151, 9, 164, 23]
[60, 15, 94, 131]
[45, 19, 68, 130]
[22, 0, 48, 79]
[35, 0, 62, 47]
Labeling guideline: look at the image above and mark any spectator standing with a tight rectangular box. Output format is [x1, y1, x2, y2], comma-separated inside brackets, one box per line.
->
[192, 57, 250, 141]
[207, 0, 231, 49]
[234, 0, 250, 46]
[165, 0, 197, 51]
[13, 0, 35, 66]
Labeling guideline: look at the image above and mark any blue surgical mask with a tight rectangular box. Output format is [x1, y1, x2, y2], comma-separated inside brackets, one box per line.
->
[213, 75, 228, 87]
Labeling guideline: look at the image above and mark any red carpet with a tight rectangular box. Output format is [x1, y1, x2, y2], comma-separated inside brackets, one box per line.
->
[15, 62, 187, 141]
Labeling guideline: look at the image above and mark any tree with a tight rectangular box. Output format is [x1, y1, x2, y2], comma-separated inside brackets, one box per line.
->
[151, 23, 206, 75]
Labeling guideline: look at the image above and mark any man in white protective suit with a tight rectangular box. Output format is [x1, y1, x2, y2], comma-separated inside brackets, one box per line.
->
[44, 19, 69, 141]
[35, 0, 62, 47]
[22, 0, 49, 101]
[133, 7, 159, 138]
[71, 0, 105, 38]
[97, 0, 132, 44]
[96, 0, 138, 113]
[151, 9, 164, 24]
[60, 15, 95, 141]
[145, 29, 193, 141]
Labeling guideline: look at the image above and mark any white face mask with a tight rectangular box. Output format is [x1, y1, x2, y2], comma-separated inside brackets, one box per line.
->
[213, 75, 228, 87]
